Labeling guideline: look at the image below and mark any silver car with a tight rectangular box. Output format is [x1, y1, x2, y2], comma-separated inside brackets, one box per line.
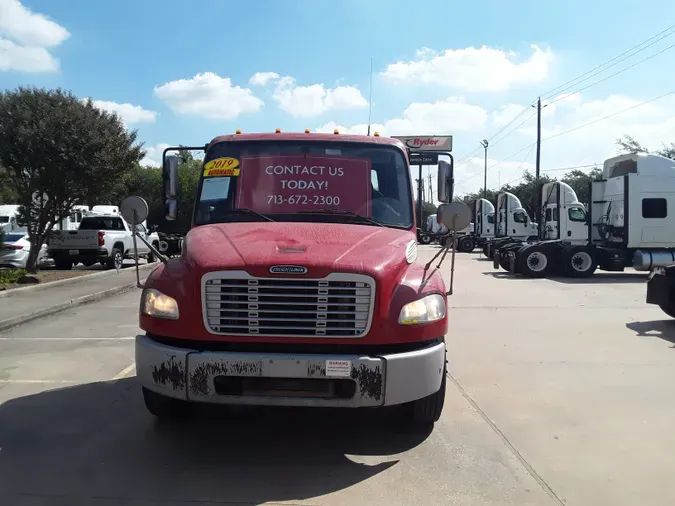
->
[0, 233, 47, 269]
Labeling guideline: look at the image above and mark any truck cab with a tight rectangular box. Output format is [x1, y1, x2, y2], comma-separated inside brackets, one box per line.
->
[541, 181, 587, 243]
[473, 198, 495, 244]
[134, 131, 455, 427]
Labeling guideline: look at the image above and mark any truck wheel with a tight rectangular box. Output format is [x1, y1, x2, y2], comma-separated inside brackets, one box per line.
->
[54, 259, 73, 270]
[516, 245, 551, 278]
[409, 368, 446, 427]
[563, 246, 597, 278]
[106, 247, 123, 270]
[458, 236, 475, 253]
[499, 251, 511, 271]
[419, 234, 432, 245]
[147, 242, 159, 263]
[142, 387, 189, 419]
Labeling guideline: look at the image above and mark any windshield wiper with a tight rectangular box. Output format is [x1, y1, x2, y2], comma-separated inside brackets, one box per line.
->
[298, 208, 383, 227]
[223, 208, 274, 222]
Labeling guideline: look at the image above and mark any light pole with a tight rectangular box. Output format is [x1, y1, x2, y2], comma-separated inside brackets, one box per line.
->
[480, 139, 489, 198]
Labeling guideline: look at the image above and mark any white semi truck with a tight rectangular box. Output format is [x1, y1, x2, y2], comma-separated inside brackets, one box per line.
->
[497, 153, 675, 278]
[482, 191, 539, 259]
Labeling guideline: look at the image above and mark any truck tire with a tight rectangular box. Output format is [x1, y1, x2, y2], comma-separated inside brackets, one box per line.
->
[142, 387, 189, 419]
[562, 246, 597, 278]
[106, 247, 123, 270]
[516, 244, 551, 278]
[458, 236, 475, 253]
[419, 234, 432, 245]
[148, 241, 159, 263]
[409, 368, 446, 427]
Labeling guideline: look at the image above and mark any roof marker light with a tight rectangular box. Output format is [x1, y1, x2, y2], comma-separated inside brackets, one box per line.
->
[235, 129, 242, 134]
[374, 131, 380, 137]
[305, 129, 310, 133]
[333, 129, 339, 134]
[275, 128, 281, 133]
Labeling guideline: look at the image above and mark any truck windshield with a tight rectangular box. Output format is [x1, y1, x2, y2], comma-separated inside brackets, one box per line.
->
[194, 140, 413, 229]
[0, 216, 8, 223]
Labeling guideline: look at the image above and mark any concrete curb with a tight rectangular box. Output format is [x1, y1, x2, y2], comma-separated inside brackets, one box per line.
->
[0, 278, 148, 333]
[0, 262, 158, 299]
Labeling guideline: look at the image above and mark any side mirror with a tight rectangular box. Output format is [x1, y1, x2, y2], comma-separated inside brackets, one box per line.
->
[165, 199, 177, 221]
[163, 154, 179, 200]
[437, 160, 454, 203]
[163, 154, 179, 221]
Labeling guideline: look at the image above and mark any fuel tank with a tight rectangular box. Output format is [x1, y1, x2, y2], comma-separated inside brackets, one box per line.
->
[632, 249, 675, 271]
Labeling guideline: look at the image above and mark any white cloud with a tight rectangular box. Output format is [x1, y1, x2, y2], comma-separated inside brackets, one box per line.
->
[0, 0, 70, 73]
[141, 143, 170, 167]
[88, 100, 157, 126]
[249, 71, 280, 86]
[382, 44, 553, 92]
[316, 96, 487, 136]
[272, 77, 368, 118]
[153, 72, 264, 120]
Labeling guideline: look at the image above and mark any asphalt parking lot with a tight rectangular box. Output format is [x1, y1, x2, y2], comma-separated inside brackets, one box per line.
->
[0, 245, 674, 505]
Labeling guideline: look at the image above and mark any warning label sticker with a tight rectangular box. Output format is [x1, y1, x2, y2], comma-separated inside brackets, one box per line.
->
[325, 359, 351, 378]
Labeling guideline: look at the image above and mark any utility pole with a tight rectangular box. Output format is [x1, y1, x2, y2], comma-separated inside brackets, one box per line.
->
[532, 97, 546, 237]
[480, 139, 489, 198]
[427, 173, 433, 202]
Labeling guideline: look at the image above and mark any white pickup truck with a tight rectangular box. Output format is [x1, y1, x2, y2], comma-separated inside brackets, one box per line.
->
[47, 213, 159, 270]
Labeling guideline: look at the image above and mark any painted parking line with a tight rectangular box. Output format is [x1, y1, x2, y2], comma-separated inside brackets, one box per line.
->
[111, 363, 136, 380]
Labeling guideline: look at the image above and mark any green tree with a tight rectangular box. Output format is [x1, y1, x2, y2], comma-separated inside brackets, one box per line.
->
[414, 201, 438, 229]
[561, 168, 603, 207]
[616, 135, 649, 155]
[0, 87, 144, 272]
[0, 167, 18, 204]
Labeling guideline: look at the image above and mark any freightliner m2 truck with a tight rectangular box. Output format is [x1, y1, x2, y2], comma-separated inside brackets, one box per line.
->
[134, 131, 459, 427]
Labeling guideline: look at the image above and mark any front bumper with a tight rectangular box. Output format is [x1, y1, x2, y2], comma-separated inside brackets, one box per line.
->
[135, 335, 446, 408]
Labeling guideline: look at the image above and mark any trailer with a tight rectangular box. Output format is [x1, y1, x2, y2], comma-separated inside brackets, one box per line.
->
[500, 153, 675, 278]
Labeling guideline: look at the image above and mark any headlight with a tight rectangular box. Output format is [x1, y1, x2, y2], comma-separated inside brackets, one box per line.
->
[398, 293, 446, 325]
[141, 288, 179, 320]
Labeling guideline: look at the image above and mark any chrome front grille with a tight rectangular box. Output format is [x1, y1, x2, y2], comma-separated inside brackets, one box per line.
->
[202, 271, 375, 338]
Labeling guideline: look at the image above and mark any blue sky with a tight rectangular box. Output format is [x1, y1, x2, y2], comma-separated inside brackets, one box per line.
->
[3, 0, 675, 195]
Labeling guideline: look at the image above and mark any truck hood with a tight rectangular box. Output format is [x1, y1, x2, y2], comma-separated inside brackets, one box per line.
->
[183, 222, 416, 278]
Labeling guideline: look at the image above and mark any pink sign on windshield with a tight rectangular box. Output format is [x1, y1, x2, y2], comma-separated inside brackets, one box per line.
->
[236, 155, 372, 215]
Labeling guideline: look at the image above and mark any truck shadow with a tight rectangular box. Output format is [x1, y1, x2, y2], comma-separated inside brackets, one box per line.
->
[481, 271, 534, 280]
[0, 377, 430, 505]
[547, 273, 648, 285]
[626, 320, 675, 347]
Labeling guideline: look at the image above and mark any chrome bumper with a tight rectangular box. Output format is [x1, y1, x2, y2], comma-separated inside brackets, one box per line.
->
[135, 335, 446, 408]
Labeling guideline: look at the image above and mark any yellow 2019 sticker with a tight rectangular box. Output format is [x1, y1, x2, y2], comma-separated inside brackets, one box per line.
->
[203, 157, 240, 177]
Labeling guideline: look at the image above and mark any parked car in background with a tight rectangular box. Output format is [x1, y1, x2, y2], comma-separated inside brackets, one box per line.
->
[0, 233, 48, 269]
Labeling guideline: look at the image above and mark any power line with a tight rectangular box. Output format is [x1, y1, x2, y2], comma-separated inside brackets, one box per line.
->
[541, 24, 675, 100]
[542, 90, 674, 143]
[546, 41, 675, 106]
[505, 143, 536, 185]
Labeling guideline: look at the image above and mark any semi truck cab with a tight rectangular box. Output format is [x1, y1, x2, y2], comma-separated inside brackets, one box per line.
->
[134, 131, 458, 427]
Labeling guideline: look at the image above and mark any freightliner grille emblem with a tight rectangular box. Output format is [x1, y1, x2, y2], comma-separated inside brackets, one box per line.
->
[269, 265, 308, 274]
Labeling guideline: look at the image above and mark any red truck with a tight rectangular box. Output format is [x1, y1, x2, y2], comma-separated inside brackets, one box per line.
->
[135, 130, 455, 427]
